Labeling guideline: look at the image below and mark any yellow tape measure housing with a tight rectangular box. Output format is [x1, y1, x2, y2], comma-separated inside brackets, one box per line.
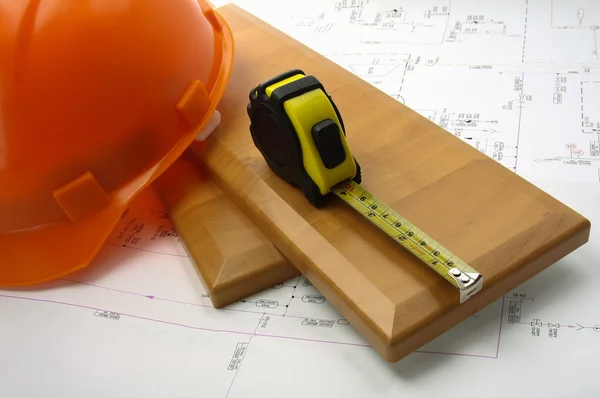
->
[247, 70, 483, 303]
[269, 74, 357, 196]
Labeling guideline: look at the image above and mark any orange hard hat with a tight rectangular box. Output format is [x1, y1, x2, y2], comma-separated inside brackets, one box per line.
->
[0, 0, 234, 286]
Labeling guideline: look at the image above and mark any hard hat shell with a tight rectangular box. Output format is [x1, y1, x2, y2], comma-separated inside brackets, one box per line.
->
[0, 0, 234, 286]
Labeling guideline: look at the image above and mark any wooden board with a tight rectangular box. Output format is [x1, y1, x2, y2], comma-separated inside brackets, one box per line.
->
[153, 150, 299, 308]
[190, 4, 592, 362]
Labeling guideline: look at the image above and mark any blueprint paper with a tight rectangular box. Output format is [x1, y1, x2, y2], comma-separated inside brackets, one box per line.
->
[1, 1, 599, 397]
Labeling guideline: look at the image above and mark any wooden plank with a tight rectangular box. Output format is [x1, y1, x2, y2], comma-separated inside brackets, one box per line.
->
[153, 150, 300, 308]
[190, 4, 591, 361]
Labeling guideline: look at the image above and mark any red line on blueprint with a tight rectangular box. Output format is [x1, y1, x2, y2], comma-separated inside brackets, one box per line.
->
[59, 278, 155, 299]
[58, 278, 308, 318]
[495, 296, 506, 359]
[0, 291, 503, 359]
[515, 73, 524, 173]
[105, 242, 188, 258]
[0, 294, 370, 348]
[594, 29, 598, 60]
[441, 0, 452, 44]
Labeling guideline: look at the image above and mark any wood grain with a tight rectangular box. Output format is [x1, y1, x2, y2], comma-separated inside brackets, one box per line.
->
[191, 4, 591, 361]
[153, 150, 299, 308]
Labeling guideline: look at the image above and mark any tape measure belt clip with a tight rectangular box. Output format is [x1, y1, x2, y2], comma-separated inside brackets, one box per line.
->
[247, 69, 362, 207]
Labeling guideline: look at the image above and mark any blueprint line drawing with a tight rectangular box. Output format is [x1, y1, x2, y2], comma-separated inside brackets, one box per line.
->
[581, 80, 600, 133]
[523, 0, 600, 65]
[549, 0, 599, 60]
[505, 292, 600, 338]
[516, 72, 600, 183]
[2, 1, 600, 397]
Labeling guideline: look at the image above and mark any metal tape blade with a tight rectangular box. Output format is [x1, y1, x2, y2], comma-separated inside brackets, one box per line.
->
[332, 179, 483, 303]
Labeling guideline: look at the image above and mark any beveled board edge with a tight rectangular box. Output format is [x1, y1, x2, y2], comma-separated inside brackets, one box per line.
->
[153, 149, 300, 308]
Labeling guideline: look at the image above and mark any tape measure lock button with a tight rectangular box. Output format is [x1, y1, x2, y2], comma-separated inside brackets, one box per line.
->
[311, 119, 347, 169]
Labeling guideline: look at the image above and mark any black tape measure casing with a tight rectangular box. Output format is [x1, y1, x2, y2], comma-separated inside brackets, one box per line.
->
[247, 69, 362, 207]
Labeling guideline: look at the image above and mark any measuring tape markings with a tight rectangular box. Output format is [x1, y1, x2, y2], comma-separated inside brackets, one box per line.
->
[333, 180, 482, 291]
[248, 69, 483, 303]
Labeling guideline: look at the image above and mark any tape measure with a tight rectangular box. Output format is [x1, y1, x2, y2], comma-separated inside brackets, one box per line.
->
[247, 69, 483, 303]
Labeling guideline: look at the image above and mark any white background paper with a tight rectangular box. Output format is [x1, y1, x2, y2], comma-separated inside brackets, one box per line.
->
[2, 1, 599, 396]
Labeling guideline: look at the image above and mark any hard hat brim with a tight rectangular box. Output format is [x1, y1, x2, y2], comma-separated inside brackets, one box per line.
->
[0, 3, 235, 287]
[0, 202, 126, 286]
